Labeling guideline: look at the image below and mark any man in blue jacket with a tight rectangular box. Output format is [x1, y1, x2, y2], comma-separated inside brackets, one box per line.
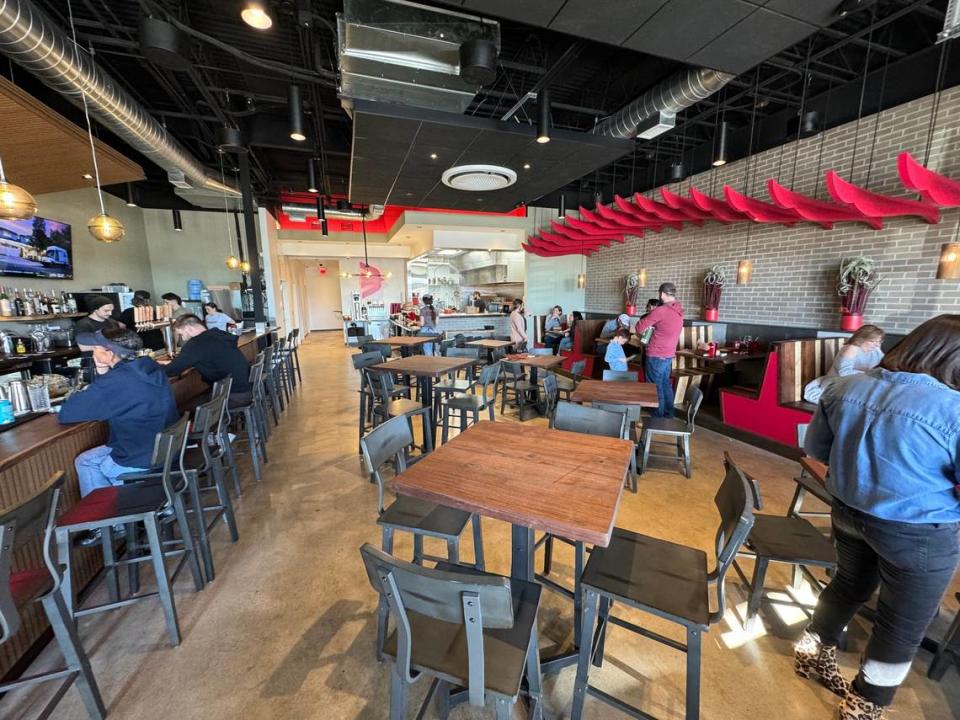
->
[59, 328, 179, 498]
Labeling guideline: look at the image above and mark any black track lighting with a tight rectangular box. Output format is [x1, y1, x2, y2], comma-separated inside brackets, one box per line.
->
[172, 208, 183, 232]
[307, 158, 318, 193]
[321, 219, 329, 237]
[558, 193, 566, 218]
[316, 196, 326, 222]
[288, 85, 306, 142]
[537, 88, 551, 144]
[713, 121, 729, 167]
[669, 162, 686, 182]
[125, 183, 137, 207]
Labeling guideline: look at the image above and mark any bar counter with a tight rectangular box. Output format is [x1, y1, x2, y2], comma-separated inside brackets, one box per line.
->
[0, 329, 262, 679]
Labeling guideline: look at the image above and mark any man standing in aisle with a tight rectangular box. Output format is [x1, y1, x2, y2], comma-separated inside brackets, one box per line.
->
[633, 282, 684, 417]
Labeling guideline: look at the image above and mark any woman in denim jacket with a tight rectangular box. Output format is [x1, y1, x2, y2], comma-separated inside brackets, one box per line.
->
[797, 314, 960, 719]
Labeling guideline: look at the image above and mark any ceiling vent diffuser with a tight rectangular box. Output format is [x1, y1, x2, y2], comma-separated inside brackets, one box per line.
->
[441, 165, 517, 192]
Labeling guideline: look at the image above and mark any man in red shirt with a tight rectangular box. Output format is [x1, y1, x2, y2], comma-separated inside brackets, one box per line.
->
[633, 282, 684, 417]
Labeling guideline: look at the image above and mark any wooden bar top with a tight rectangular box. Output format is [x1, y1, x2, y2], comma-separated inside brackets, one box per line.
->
[389, 421, 633, 547]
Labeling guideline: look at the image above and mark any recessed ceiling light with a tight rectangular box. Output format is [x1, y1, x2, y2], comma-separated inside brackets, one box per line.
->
[523, 163, 531, 170]
[241, 2, 273, 30]
[82, 173, 93, 180]
[430, 153, 438, 160]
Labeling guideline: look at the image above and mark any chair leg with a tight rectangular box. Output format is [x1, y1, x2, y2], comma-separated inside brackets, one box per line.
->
[930, 609, 960, 680]
[100, 527, 120, 604]
[543, 535, 553, 576]
[746, 557, 770, 627]
[525, 625, 545, 720]
[446, 538, 460, 565]
[441, 405, 450, 445]
[187, 472, 215, 583]
[686, 627, 702, 720]
[174, 496, 205, 592]
[435, 679, 451, 720]
[413, 534, 424, 565]
[222, 434, 242, 498]
[389, 662, 408, 720]
[143, 514, 181, 647]
[125, 522, 140, 594]
[495, 698, 512, 720]
[214, 461, 240, 542]
[244, 408, 262, 483]
[55, 529, 74, 617]
[571, 589, 600, 720]
[471, 514, 485, 571]
[593, 596, 612, 667]
[683, 434, 692, 478]
[40, 592, 107, 720]
[378, 527, 395, 662]
[641, 431, 652, 474]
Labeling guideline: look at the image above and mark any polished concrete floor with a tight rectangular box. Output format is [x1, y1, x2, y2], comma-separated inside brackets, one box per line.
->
[4, 331, 959, 720]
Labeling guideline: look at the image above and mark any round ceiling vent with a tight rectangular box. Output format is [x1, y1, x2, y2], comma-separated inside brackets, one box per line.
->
[441, 164, 517, 192]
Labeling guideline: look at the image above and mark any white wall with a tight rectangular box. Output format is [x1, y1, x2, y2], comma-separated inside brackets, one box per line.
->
[22, 187, 154, 294]
[522, 206, 586, 316]
[338, 257, 407, 316]
[303, 260, 342, 330]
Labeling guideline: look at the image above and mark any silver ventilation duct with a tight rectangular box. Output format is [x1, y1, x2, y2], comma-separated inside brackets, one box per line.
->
[0, 0, 239, 196]
[593, 67, 734, 140]
[281, 203, 384, 221]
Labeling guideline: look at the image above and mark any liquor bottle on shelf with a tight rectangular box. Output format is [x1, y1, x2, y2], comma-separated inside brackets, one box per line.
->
[15, 337, 25, 354]
[49, 293, 61, 314]
[21, 289, 34, 317]
[12, 289, 24, 316]
[0, 288, 10, 317]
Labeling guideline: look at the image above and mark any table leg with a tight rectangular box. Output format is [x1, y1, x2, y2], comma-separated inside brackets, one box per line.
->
[511, 524, 535, 582]
[421, 375, 437, 447]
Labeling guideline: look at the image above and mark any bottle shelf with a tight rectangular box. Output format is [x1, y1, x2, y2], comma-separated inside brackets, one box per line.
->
[0, 312, 86, 323]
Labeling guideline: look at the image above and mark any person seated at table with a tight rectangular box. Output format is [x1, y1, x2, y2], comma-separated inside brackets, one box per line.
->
[59, 329, 178, 545]
[558, 311, 583, 353]
[543, 305, 564, 354]
[799, 314, 960, 720]
[804, 325, 885, 402]
[203, 302, 234, 332]
[604, 329, 634, 371]
[163, 314, 252, 408]
[600, 313, 631, 339]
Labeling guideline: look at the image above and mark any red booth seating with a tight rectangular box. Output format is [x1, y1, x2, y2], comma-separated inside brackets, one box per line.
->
[559, 319, 605, 376]
[720, 338, 844, 446]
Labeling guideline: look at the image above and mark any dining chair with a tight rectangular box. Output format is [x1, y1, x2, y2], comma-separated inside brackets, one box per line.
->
[367, 370, 434, 455]
[639, 385, 703, 478]
[570, 457, 755, 720]
[360, 543, 544, 719]
[55, 416, 204, 647]
[602, 370, 639, 382]
[554, 359, 586, 401]
[499, 360, 535, 417]
[540, 372, 560, 421]
[360, 417, 484, 660]
[439, 362, 501, 444]
[0, 473, 107, 720]
[592, 401, 640, 492]
[724, 452, 837, 629]
[929, 592, 960, 680]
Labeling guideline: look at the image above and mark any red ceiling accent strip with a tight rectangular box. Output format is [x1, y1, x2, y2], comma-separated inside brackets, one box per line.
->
[767, 179, 883, 230]
[688, 187, 749, 222]
[825, 170, 940, 224]
[523, 242, 593, 257]
[897, 151, 960, 207]
[723, 185, 811, 227]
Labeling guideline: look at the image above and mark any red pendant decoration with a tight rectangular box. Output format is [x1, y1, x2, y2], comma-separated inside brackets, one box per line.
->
[688, 186, 749, 222]
[767, 179, 883, 230]
[724, 185, 810, 227]
[897, 151, 960, 207]
[825, 170, 941, 224]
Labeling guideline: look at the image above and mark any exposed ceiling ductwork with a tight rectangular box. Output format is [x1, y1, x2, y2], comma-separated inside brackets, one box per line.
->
[281, 202, 384, 222]
[0, 0, 240, 196]
[592, 67, 735, 140]
[336, 0, 499, 116]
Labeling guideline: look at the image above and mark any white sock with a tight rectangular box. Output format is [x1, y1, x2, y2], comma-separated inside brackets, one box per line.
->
[861, 659, 911, 687]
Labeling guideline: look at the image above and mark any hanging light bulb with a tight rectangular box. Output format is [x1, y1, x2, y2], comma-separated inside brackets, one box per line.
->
[288, 85, 306, 142]
[577, 272, 586, 289]
[88, 212, 125, 243]
[225, 255, 241, 269]
[736, 258, 754, 285]
[938, 242, 960, 280]
[241, 1, 273, 30]
[307, 158, 318, 193]
[712, 121, 729, 167]
[240, 260, 252, 273]
[0, 156, 37, 220]
[536, 88, 551, 144]
[638, 268, 648, 287]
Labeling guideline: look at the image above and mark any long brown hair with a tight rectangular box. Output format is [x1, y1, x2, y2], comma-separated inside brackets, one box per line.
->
[880, 314, 960, 390]
[846, 324, 884, 346]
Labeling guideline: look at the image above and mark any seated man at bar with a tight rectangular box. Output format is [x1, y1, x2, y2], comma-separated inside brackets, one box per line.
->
[633, 282, 685, 417]
[161, 292, 192, 319]
[163, 314, 252, 407]
[59, 328, 178, 531]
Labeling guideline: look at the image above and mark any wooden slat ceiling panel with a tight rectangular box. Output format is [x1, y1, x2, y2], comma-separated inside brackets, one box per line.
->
[0, 75, 143, 195]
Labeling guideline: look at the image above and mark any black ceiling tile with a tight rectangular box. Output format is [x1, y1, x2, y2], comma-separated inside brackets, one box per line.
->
[764, 0, 841, 26]
[549, 0, 670, 46]
[688, 8, 816, 74]
[623, 0, 755, 62]
[462, 0, 567, 26]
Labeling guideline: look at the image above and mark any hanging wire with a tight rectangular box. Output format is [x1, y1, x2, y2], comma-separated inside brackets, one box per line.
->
[709, 99, 721, 195]
[813, 76, 834, 200]
[863, 44, 891, 190]
[922, 40, 951, 167]
[744, 68, 760, 196]
[848, 4, 877, 181]
[218, 152, 234, 256]
[789, 37, 814, 190]
[67, 0, 106, 215]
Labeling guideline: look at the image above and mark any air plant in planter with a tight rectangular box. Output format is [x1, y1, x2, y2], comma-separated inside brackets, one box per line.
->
[624, 273, 642, 315]
[837, 256, 881, 331]
[702, 264, 727, 321]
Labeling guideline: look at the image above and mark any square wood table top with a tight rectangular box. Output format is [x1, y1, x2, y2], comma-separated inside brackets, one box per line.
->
[388, 421, 634, 546]
[505, 353, 565, 369]
[370, 356, 475, 377]
[570, 379, 659, 407]
[465, 339, 514, 349]
[380, 336, 433, 347]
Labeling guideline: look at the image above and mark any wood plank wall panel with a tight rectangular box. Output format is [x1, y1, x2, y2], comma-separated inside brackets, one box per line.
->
[675, 324, 714, 370]
[778, 338, 845, 404]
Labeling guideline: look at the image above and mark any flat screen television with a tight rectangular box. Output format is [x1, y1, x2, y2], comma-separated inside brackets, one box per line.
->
[0, 216, 74, 280]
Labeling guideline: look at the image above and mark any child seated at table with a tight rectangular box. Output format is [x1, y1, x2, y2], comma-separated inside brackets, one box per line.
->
[604, 329, 633, 371]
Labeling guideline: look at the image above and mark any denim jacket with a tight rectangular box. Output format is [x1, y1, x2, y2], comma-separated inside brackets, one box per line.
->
[804, 368, 960, 524]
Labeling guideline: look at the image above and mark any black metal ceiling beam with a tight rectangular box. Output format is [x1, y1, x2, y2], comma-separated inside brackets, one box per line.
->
[500, 41, 583, 121]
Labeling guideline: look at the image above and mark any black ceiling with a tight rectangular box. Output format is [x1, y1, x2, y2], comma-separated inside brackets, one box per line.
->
[7, 0, 952, 214]
[350, 100, 632, 210]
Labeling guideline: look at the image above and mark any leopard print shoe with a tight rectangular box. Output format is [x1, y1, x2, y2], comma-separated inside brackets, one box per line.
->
[837, 689, 885, 719]
[794, 630, 850, 697]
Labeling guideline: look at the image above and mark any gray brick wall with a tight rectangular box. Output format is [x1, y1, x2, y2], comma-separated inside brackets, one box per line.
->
[582, 88, 960, 334]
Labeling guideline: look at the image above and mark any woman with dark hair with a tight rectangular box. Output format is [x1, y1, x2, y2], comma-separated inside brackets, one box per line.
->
[509, 298, 527, 352]
[799, 314, 960, 720]
[804, 324, 886, 402]
[203, 302, 234, 332]
[558, 310, 583, 353]
[418, 294, 438, 355]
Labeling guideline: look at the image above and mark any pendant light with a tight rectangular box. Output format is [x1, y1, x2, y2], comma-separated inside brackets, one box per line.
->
[536, 88, 551, 144]
[124, 183, 137, 207]
[307, 158, 318, 193]
[938, 221, 960, 280]
[67, 1, 124, 242]
[216, 153, 240, 269]
[712, 121, 729, 167]
[0, 155, 37, 221]
[172, 209, 183, 232]
[317, 196, 329, 236]
[558, 192, 566, 218]
[241, 1, 273, 30]
[288, 86, 306, 142]
[240, 260, 251, 273]
[638, 237, 648, 288]
[576, 229, 586, 289]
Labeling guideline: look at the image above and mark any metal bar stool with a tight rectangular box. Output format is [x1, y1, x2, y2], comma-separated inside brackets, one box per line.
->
[228, 356, 269, 483]
[261, 344, 282, 427]
[0, 472, 107, 720]
[211, 378, 243, 497]
[55, 415, 205, 647]
[639, 386, 704, 478]
[289, 328, 303, 383]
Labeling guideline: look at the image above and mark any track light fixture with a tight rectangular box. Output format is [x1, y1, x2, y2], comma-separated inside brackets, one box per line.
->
[536, 88, 551, 144]
[307, 158, 318, 193]
[288, 85, 306, 142]
[125, 183, 137, 207]
[173, 208, 183, 232]
[558, 193, 566, 218]
[241, 1, 273, 30]
[712, 121, 729, 167]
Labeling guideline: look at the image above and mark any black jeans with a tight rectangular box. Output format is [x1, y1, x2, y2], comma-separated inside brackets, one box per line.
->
[810, 500, 960, 705]
[544, 334, 562, 354]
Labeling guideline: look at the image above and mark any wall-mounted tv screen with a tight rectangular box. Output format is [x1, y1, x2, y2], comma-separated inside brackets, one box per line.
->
[0, 216, 74, 279]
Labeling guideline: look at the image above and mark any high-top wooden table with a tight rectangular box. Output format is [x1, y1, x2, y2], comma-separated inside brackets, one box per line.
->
[379, 335, 433, 357]
[390, 421, 634, 674]
[570, 379, 659, 406]
[504, 353, 565, 419]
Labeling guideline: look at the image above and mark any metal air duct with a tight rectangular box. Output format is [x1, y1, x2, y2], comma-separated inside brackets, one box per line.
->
[0, 0, 239, 196]
[592, 67, 735, 140]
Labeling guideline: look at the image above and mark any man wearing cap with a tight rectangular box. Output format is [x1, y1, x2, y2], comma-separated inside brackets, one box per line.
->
[74, 294, 120, 338]
[600, 313, 632, 340]
[59, 328, 179, 502]
[634, 282, 685, 417]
